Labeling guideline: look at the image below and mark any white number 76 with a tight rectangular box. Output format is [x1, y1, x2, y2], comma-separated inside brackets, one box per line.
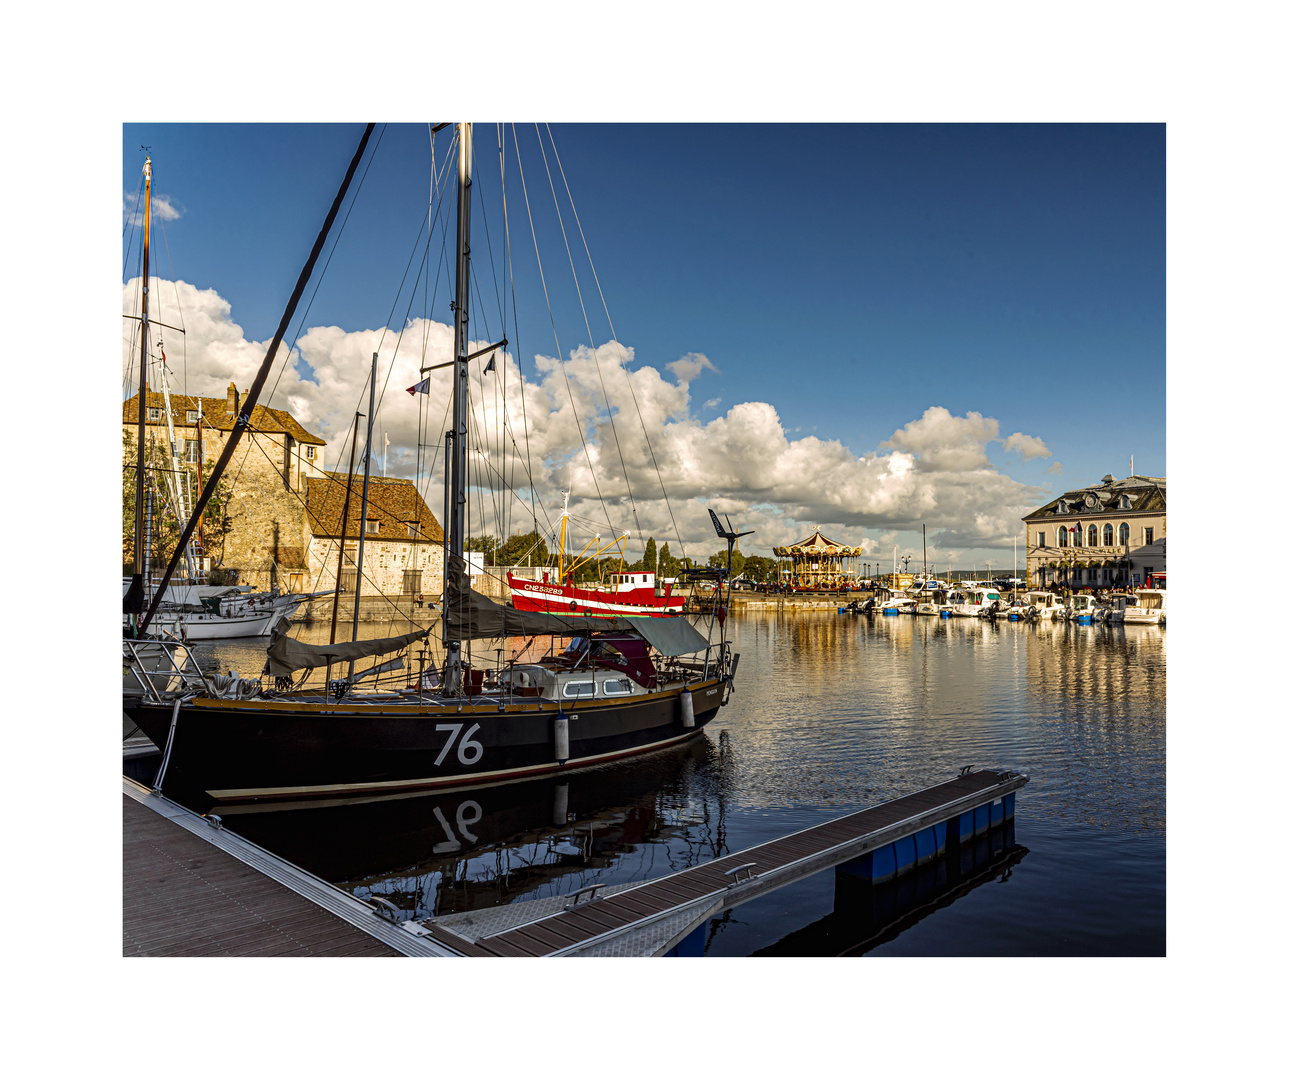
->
[435, 723, 484, 766]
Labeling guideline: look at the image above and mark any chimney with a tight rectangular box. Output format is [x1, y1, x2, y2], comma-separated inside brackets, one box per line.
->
[227, 382, 240, 416]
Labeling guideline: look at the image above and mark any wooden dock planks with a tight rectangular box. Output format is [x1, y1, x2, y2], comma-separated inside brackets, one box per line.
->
[124, 794, 402, 957]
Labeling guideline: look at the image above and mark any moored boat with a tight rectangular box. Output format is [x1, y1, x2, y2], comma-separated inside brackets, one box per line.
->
[1122, 587, 1166, 626]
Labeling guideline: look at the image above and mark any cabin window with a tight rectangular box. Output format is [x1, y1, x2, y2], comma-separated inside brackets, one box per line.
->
[603, 679, 633, 696]
[364, 519, 379, 535]
[563, 682, 594, 699]
[147, 407, 161, 421]
[1059, 527, 1068, 547]
[1145, 527, 1154, 545]
[1119, 522, 1130, 546]
[1103, 524, 1114, 546]
[186, 409, 199, 422]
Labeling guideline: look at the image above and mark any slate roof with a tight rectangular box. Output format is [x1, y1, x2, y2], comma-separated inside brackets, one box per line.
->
[122, 388, 326, 445]
[305, 473, 444, 542]
[1023, 474, 1166, 522]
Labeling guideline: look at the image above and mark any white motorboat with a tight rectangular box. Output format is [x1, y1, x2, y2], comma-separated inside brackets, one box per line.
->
[879, 591, 917, 616]
[1063, 594, 1106, 624]
[1122, 588, 1167, 626]
[1017, 591, 1062, 620]
[950, 586, 1004, 618]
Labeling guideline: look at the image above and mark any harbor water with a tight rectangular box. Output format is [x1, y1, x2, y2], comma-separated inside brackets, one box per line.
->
[173, 609, 1166, 956]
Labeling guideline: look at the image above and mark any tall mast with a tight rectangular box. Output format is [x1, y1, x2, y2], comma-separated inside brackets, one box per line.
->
[123, 157, 152, 624]
[348, 352, 379, 679]
[444, 122, 473, 692]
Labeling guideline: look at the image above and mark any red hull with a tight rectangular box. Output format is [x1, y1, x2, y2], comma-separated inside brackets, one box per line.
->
[507, 573, 684, 617]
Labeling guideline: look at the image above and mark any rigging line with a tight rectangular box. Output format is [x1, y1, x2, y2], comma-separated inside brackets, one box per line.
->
[261, 123, 390, 420]
[545, 123, 687, 563]
[510, 127, 615, 549]
[501, 124, 539, 542]
[535, 124, 639, 555]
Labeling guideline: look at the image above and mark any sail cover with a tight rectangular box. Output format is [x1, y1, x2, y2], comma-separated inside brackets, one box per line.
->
[264, 622, 433, 677]
[444, 558, 712, 655]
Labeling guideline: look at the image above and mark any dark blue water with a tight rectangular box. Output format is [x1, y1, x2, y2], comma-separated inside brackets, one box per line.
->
[188, 610, 1166, 956]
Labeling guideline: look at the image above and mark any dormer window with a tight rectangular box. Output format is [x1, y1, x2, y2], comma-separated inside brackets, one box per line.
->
[186, 409, 200, 423]
[147, 407, 161, 422]
[408, 523, 421, 539]
[364, 519, 379, 535]
[1118, 495, 1132, 509]
[1057, 499, 1069, 514]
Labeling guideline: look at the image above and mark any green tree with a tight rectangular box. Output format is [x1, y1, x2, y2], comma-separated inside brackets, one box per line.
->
[464, 535, 499, 563]
[643, 537, 657, 573]
[742, 555, 776, 582]
[496, 530, 550, 567]
[707, 548, 746, 577]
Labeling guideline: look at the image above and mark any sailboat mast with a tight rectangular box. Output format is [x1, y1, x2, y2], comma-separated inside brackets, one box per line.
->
[348, 353, 379, 678]
[444, 123, 473, 688]
[124, 157, 153, 623]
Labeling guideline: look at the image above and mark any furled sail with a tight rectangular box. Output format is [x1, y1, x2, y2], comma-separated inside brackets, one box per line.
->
[264, 622, 433, 676]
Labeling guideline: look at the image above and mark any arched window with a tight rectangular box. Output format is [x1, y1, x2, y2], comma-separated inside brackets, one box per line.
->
[1119, 522, 1129, 546]
[1059, 526, 1068, 547]
[1073, 524, 1083, 547]
[1103, 523, 1114, 546]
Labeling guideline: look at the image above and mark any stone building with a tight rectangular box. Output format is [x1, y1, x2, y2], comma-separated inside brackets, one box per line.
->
[305, 473, 444, 601]
[124, 382, 446, 598]
[123, 382, 329, 590]
[1022, 474, 1166, 590]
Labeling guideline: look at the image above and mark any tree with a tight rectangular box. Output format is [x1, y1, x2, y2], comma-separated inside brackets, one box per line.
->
[742, 555, 776, 582]
[496, 530, 550, 567]
[707, 548, 746, 577]
[464, 535, 499, 563]
[643, 537, 657, 573]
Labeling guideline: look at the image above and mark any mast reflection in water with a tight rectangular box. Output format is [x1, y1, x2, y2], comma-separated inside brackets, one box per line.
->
[178, 610, 1165, 956]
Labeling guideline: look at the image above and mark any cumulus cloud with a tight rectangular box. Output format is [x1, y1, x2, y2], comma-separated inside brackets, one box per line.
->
[1003, 431, 1052, 460]
[125, 280, 1049, 561]
[123, 193, 183, 225]
[1047, 462, 1063, 474]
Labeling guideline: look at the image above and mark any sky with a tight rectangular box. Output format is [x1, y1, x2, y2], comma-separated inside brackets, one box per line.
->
[121, 122, 1164, 575]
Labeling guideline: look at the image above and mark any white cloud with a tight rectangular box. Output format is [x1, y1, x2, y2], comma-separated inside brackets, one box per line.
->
[702, 397, 721, 410]
[126, 280, 1050, 560]
[123, 192, 183, 225]
[1003, 431, 1052, 460]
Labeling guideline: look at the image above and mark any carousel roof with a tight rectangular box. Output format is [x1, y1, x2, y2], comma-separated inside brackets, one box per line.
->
[772, 527, 863, 557]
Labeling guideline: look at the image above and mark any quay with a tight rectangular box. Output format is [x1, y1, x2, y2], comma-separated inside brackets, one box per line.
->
[124, 764, 1026, 957]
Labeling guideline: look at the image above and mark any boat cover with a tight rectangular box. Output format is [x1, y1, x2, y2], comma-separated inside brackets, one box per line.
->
[263, 622, 433, 676]
[444, 557, 712, 655]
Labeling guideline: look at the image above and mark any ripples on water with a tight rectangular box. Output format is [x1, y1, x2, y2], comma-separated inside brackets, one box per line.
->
[187, 610, 1165, 955]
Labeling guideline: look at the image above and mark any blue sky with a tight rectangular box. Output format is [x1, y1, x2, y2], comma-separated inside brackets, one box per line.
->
[122, 122, 1164, 571]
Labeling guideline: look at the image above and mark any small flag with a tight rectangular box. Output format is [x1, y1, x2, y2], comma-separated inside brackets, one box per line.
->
[483, 355, 496, 375]
[406, 376, 431, 396]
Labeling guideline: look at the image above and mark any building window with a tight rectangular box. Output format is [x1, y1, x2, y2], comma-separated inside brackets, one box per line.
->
[1038, 531, 1046, 548]
[1119, 522, 1130, 546]
[184, 438, 201, 464]
[408, 523, 421, 539]
[147, 407, 161, 421]
[1145, 527, 1154, 545]
[1103, 524, 1113, 546]
[401, 569, 423, 595]
[187, 409, 200, 422]
[338, 570, 357, 593]
[305, 445, 316, 460]
[1059, 526, 1068, 547]
[364, 519, 379, 535]
[1072, 525, 1083, 547]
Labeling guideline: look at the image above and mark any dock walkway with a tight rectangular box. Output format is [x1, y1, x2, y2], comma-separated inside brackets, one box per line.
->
[124, 768, 1025, 957]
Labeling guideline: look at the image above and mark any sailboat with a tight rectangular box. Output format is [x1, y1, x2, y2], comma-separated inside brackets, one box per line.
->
[123, 124, 737, 804]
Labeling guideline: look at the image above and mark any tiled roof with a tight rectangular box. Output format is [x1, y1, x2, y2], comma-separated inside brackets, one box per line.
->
[122, 389, 326, 445]
[1023, 474, 1166, 522]
[305, 473, 444, 542]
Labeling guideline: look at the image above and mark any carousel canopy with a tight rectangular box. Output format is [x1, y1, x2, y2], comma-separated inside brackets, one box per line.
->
[773, 528, 863, 558]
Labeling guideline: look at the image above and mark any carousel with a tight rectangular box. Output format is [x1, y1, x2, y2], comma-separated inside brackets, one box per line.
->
[772, 528, 864, 593]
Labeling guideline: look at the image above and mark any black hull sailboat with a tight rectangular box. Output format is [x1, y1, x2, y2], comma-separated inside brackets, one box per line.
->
[123, 124, 739, 805]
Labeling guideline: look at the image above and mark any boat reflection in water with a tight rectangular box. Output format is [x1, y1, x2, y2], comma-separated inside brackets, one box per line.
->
[210, 735, 730, 922]
[753, 820, 1028, 957]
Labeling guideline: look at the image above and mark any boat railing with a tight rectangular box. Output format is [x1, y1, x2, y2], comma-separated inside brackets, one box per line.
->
[123, 637, 214, 703]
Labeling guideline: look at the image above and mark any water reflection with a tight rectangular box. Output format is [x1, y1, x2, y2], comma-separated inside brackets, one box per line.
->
[171, 607, 1164, 954]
